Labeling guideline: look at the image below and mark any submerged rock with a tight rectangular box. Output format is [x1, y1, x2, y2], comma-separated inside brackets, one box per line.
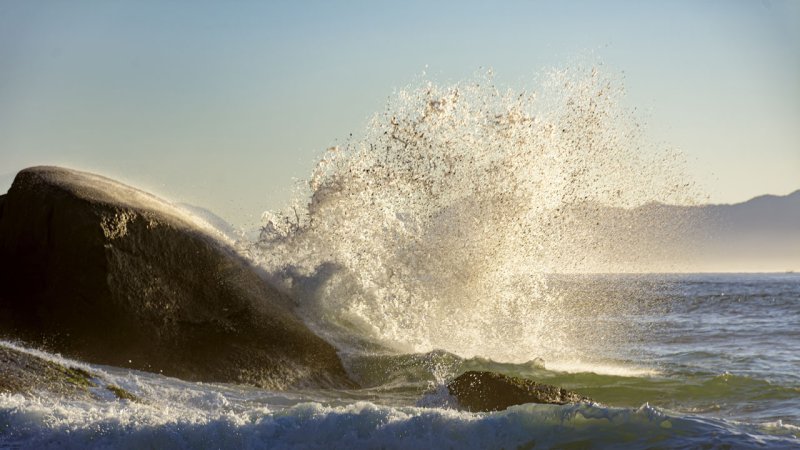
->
[0, 166, 354, 389]
[447, 371, 590, 412]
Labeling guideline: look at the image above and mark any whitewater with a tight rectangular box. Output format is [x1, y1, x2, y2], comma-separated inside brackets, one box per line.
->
[1, 67, 798, 448]
[2, 273, 798, 449]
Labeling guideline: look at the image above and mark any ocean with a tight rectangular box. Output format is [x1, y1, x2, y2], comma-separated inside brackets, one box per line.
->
[0, 273, 798, 449]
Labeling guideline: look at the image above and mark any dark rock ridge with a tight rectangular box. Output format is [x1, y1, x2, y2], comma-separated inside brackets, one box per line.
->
[0, 342, 140, 401]
[0, 166, 354, 389]
[0, 343, 99, 400]
[447, 371, 591, 412]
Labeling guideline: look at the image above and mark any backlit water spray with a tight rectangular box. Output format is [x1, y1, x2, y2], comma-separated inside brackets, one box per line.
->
[252, 66, 699, 368]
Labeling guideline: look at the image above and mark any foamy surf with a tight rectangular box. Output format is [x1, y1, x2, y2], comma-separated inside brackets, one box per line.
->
[542, 360, 660, 378]
[1, 386, 795, 450]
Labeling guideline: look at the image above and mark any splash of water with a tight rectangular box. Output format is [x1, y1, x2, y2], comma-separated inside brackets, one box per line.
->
[253, 66, 698, 364]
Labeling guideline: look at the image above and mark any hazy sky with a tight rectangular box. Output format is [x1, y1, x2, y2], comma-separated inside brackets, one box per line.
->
[1, 0, 798, 227]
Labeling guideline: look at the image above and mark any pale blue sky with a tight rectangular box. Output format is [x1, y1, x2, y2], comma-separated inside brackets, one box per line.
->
[1, 0, 798, 226]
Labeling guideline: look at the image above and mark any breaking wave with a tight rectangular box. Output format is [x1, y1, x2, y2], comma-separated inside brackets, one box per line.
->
[251, 66, 700, 364]
[1, 341, 796, 449]
[3, 394, 795, 450]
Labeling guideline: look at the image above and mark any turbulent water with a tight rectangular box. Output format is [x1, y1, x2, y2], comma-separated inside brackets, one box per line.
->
[254, 67, 702, 364]
[2, 67, 798, 448]
[1, 274, 798, 449]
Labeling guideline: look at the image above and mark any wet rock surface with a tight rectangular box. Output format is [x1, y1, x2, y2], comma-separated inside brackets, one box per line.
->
[1, 344, 98, 400]
[448, 370, 591, 412]
[0, 166, 354, 389]
[0, 343, 140, 402]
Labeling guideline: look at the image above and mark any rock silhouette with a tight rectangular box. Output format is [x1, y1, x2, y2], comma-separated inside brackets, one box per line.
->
[448, 371, 590, 412]
[0, 166, 354, 389]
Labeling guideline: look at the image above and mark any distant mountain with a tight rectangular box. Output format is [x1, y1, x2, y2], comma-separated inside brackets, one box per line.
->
[703, 190, 800, 234]
[568, 190, 800, 272]
[683, 190, 800, 272]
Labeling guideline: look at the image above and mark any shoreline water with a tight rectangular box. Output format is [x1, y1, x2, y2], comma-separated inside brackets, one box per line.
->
[2, 275, 799, 448]
[2, 281, 798, 450]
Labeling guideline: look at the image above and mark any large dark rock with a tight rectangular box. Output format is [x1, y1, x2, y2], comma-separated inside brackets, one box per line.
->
[447, 371, 590, 412]
[0, 166, 354, 389]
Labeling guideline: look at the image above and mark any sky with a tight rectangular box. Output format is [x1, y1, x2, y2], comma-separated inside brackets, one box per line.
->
[1, 0, 798, 227]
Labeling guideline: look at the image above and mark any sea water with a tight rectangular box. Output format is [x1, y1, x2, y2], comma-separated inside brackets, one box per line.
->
[1, 274, 798, 449]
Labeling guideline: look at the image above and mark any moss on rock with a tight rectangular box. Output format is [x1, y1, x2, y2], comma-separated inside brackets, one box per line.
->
[60, 366, 97, 389]
[106, 384, 138, 402]
[0, 345, 97, 399]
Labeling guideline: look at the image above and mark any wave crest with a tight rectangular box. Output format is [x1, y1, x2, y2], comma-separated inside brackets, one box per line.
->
[253, 66, 698, 363]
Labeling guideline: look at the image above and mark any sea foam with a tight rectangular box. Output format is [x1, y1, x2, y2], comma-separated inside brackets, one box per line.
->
[2, 392, 795, 450]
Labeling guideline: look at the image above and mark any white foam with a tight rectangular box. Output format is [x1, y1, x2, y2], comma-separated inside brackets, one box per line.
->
[543, 359, 661, 378]
[1, 393, 793, 449]
[0, 340, 97, 375]
[1, 342, 792, 449]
